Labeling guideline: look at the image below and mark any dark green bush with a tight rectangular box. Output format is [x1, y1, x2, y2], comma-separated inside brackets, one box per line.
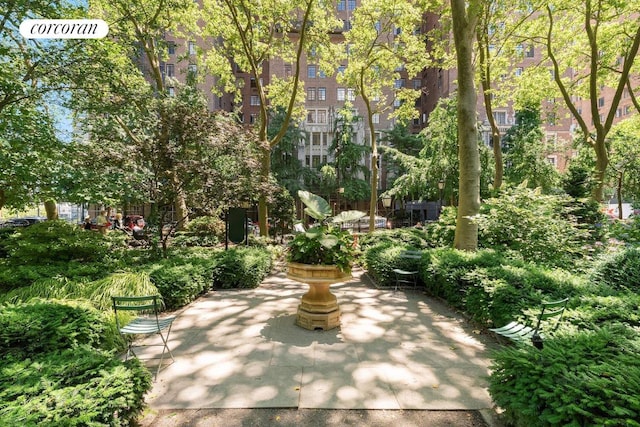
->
[2, 220, 117, 265]
[591, 247, 640, 292]
[148, 259, 212, 309]
[475, 187, 597, 268]
[0, 346, 151, 426]
[363, 242, 424, 288]
[608, 215, 640, 245]
[358, 228, 433, 252]
[0, 300, 108, 358]
[172, 215, 225, 247]
[211, 247, 272, 289]
[420, 248, 587, 327]
[489, 325, 640, 427]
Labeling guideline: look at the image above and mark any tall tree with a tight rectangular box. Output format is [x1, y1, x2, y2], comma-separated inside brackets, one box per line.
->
[87, 0, 200, 229]
[0, 0, 86, 212]
[202, 0, 341, 236]
[502, 105, 559, 191]
[340, 0, 429, 232]
[451, 0, 482, 250]
[540, 0, 640, 201]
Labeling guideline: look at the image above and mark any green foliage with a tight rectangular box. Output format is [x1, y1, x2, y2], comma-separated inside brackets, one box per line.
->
[357, 227, 433, 252]
[211, 247, 273, 289]
[0, 272, 158, 312]
[0, 300, 108, 358]
[591, 247, 640, 292]
[489, 326, 640, 427]
[423, 206, 457, 247]
[502, 106, 560, 191]
[0, 347, 151, 426]
[475, 186, 601, 268]
[608, 215, 640, 245]
[1, 220, 115, 265]
[288, 228, 355, 272]
[287, 191, 362, 272]
[363, 242, 424, 288]
[147, 256, 215, 309]
[173, 215, 225, 247]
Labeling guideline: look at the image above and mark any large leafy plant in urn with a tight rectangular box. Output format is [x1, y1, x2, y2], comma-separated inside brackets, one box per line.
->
[287, 190, 365, 330]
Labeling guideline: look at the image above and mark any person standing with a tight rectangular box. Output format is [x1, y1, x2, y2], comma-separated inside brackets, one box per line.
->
[96, 210, 108, 235]
[83, 215, 93, 231]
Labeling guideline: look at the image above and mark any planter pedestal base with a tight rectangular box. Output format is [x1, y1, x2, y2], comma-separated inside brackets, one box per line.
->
[287, 263, 350, 331]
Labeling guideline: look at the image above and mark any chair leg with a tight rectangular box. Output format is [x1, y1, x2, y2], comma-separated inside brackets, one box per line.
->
[154, 325, 175, 379]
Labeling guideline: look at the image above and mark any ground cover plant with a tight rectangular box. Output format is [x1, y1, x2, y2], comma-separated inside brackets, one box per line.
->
[0, 300, 151, 425]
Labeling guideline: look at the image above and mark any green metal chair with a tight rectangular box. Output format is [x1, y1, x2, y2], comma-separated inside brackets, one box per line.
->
[112, 295, 176, 379]
[490, 298, 569, 347]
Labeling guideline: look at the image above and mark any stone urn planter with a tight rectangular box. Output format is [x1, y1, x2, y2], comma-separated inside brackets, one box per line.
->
[287, 262, 351, 331]
[286, 191, 365, 331]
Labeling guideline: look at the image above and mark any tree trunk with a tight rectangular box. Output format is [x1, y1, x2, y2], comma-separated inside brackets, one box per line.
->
[593, 135, 609, 202]
[44, 199, 58, 220]
[452, 0, 481, 251]
[258, 144, 270, 237]
[0, 189, 5, 212]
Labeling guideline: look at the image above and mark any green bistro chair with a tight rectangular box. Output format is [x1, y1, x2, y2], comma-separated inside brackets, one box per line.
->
[112, 295, 176, 379]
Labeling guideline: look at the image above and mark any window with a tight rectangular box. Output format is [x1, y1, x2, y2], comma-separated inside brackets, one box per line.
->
[493, 111, 507, 125]
[318, 69, 326, 78]
[337, 87, 346, 101]
[307, 87, 316, 101]
[188, 64, 197, 75]
[394, 79, 405, 89]
[337, 65, 346, 74]
[598, 97, 605, 108]
[616, 108, 622, 118]
[166, 64, 175, 77]
[284, 64, 292, 78]
[168, 87, 175, 97]
[312, 155, 321, 168]
[167, 42, 176, 55]
[312, 132, 321, 145]
[413, 79, 421, 90]
[307, 65, 316, 78]
[374, 21, 381, 32]
[342, 20, 351, 31]
[249, 114, 258, 124]
[525, 45, 534, 58]
[337, 0, 345, 11]
[305, 155, 310, 166]
[372, 113, 380, 124]
[307, 110, 316, 123]
[347, 88, 355, 101]
[188, 41, 196, 55]
[317, 110, 327, 124]
[547, 156, 557, 167]
[250, 95, 260, 106]
[393, 98, 401, 107]
[347, 0, 356, 10]
[515, 67, 524, 77]
[318, 87, 326, 101]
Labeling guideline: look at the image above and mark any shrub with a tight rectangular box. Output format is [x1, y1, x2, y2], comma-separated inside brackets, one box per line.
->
[0, 300, 109, 358]
[363, 242, 424, 288]
[211, 247, 272, 289]
[608, 215, 640, 245]
[172, 215, 225, 247]
[420, 248, 587, 327]
[0, 346, 151, 426]
[475, 187, 597, 268]
[489, 325, 640, 427]
[148, 260, 211, 309]
[2, 220, 118, 265]
[591, 247, 640, 292]
[358, 228, 433, 252]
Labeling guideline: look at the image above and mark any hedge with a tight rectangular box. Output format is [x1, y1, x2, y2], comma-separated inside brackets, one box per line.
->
[211, 247, 272, 289]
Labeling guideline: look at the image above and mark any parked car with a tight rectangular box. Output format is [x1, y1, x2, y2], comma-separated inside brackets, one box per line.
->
[0, 217, 46, 228]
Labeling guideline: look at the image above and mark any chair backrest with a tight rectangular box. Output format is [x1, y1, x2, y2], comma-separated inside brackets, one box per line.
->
[534, 298, 569, 332]
[112, 295, 164, 329]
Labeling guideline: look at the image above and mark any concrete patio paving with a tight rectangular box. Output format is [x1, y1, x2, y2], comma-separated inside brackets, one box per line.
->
[140, 268, 498, 421]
